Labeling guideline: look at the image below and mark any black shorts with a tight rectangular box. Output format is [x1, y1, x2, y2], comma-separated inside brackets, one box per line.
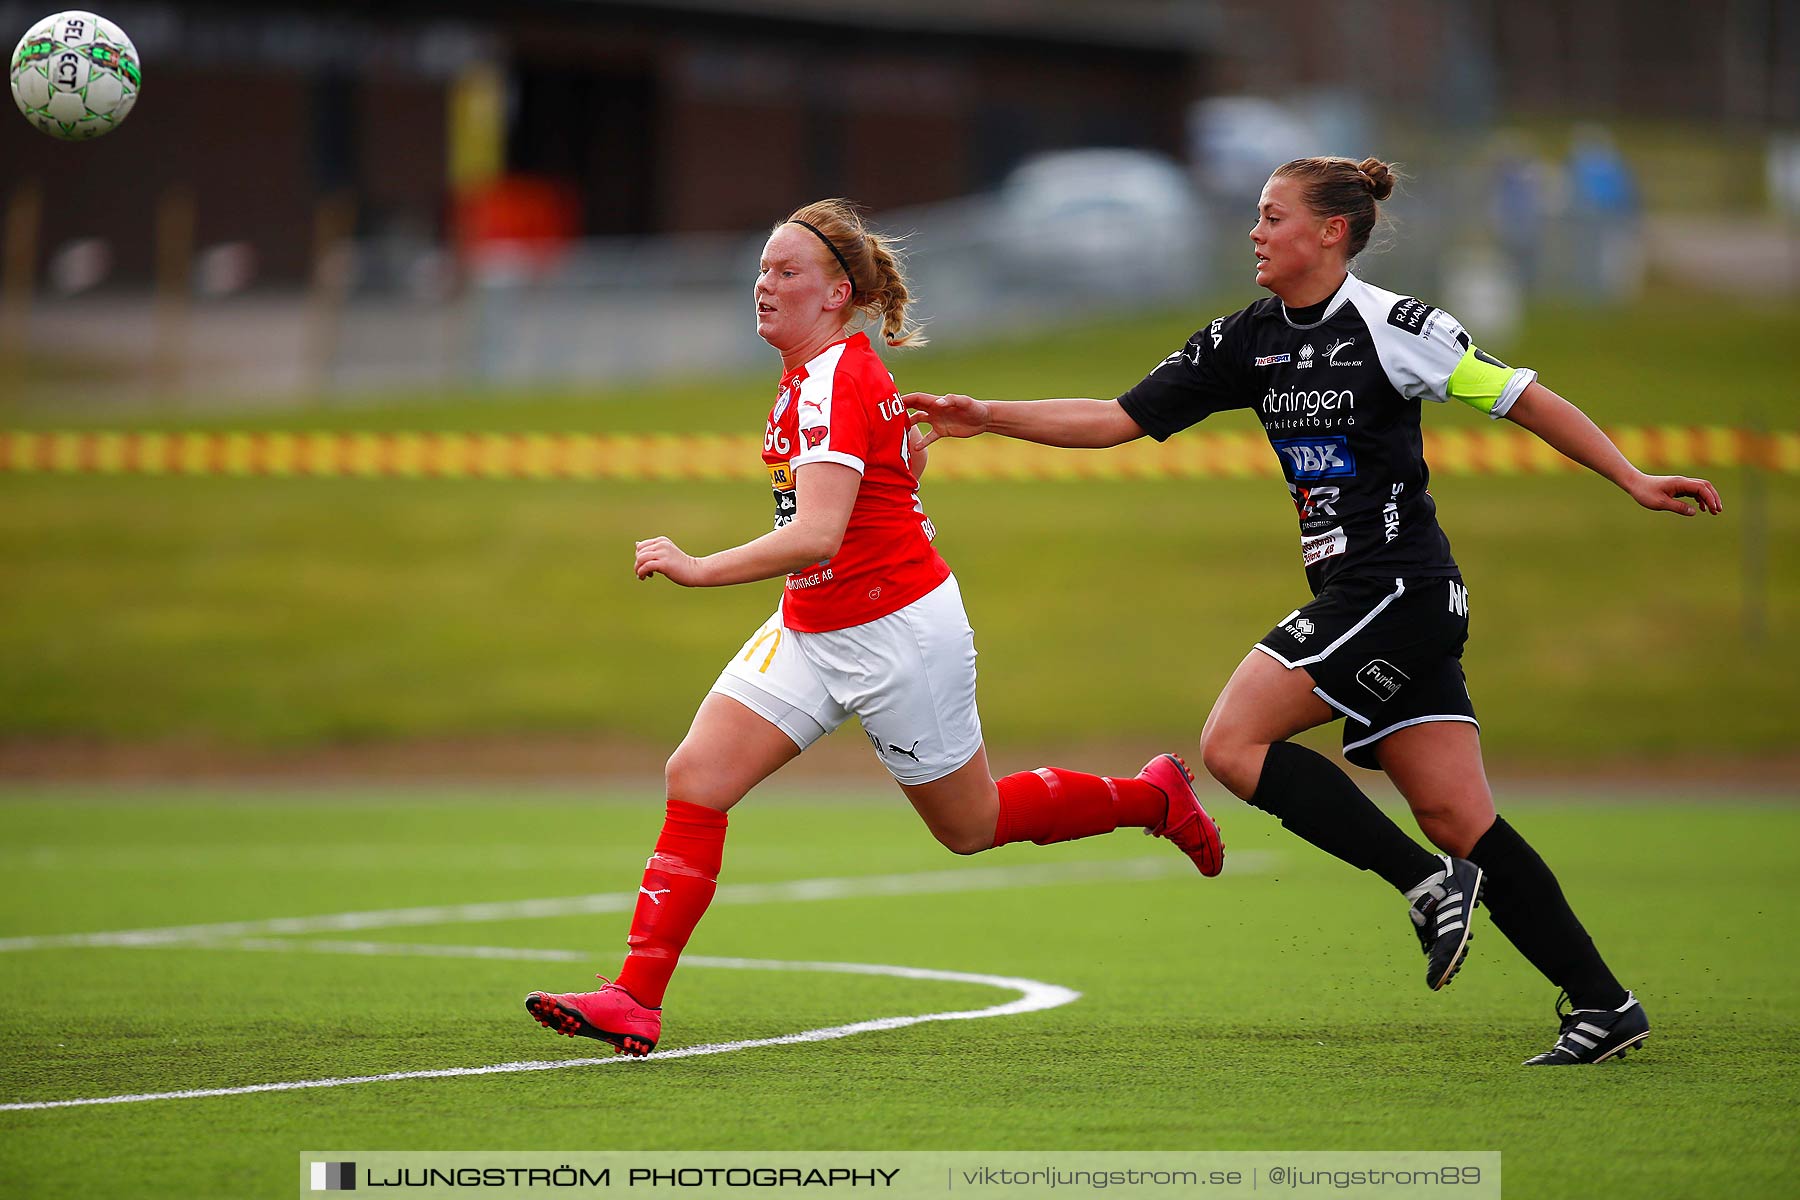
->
[1255, 574, 1477, 770]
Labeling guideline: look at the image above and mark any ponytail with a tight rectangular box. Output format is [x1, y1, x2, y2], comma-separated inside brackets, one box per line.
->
[780, 199, 927, 348]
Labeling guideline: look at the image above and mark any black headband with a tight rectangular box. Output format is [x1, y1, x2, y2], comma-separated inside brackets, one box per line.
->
[786, 219, 858, 290]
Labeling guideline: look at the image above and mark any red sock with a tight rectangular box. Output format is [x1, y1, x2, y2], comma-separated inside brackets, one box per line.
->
[991, 766, 1167, 847]
[614, 799, 728, 1008]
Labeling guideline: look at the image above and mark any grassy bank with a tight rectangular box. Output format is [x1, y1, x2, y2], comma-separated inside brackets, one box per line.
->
[2, 291, 1793, 756]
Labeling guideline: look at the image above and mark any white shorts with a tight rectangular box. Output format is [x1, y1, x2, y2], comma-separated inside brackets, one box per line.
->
[711, 575, 984, 785]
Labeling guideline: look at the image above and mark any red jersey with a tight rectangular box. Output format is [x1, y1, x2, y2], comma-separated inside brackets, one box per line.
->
[762, 332, 950, 633]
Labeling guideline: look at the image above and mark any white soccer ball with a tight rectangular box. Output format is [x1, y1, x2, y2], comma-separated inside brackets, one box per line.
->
[10, 10, 138, 141]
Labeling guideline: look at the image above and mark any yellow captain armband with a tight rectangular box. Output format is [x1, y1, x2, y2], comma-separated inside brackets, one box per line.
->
[1447, 345, 1532, 418]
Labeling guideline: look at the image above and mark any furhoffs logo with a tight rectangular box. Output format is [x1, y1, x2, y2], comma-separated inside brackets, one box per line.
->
[311, 1162, 356, 1191]
[1356, 659, 1409, 703]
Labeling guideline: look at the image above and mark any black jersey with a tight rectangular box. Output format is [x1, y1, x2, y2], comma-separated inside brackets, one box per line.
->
[1117, 273, 1537, 594]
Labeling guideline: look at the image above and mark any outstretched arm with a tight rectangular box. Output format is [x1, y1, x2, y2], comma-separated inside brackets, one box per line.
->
[635, 462, 861, 586]
[1504, 381, 1723, 516]
[904, 392, 1146, 450]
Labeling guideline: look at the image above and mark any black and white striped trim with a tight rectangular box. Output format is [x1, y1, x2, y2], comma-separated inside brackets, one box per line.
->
[1548, 991, 1646, 1062]
[1429, 886, 1470, 939]
[1253, 578, 1407, 670]
[1343, 713, 1480, 754]
[1279, 279, 1355, 329]
[1554, 1020, 1613, 1054]
[1311, 685, 1370, 727]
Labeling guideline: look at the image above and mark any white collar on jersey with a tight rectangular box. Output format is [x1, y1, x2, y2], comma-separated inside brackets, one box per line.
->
[1279, 273, 1358, 330]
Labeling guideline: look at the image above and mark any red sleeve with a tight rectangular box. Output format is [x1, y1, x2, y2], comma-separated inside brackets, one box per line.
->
[792, 344, 869, 472]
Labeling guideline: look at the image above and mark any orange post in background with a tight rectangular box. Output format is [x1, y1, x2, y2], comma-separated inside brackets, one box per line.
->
[448, 62, 505, 194]
[304, 191, 356, 399]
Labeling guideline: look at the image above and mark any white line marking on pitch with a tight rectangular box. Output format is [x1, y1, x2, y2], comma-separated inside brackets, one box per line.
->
[1, 852, 1271, 1110]
[187, 937, 591, 962]
[0, 956, 1077, 1112]
[0, 853, 1269, 952]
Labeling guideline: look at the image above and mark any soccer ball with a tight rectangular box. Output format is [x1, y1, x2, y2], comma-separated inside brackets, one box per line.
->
[10, 10, 138, 141]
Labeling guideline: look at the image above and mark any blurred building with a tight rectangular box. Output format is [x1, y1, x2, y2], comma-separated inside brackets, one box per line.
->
[1207, 0, 1798, 128]
[6, 0, 1795, 399]
[3, 0, 1207, 286]
[9, 0, 1796, 289]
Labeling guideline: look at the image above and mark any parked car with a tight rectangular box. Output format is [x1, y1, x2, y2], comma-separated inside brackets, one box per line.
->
[1187, 95, 1321, 201]
[992, 148, 1209, 300]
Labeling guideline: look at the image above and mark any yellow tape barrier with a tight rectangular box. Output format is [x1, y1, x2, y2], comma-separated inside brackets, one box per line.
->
[0, 428, 1793, 482]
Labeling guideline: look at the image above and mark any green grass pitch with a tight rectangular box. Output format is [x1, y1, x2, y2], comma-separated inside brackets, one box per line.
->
[2, 785, 1796, 1198]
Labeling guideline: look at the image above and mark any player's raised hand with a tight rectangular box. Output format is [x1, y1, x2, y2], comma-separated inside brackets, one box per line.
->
[904, 392, 990, 448]
[1628, 474, 1724, 517]
[635, 536, 706, 585]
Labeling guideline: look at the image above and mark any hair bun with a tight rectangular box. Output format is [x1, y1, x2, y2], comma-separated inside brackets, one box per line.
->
[1357, 158, 1396, 201]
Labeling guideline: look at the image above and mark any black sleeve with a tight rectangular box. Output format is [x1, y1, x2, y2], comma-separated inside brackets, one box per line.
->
[1115, 309, 1256, 442]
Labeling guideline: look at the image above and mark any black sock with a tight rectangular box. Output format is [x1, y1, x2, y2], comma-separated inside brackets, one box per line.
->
[1249, 741, 1442, 893]
[1467, 815, 1628, 1009]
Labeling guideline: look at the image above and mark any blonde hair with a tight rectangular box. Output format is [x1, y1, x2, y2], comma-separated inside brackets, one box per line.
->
[779, 199, 927, 349]
[1270, 156, 1401, 259]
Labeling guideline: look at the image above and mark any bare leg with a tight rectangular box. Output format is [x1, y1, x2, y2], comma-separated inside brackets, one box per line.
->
[897, 745, 1001, 855]
[1204, 649, 1441, 894]
[1199, 650, 1336, 798]
[1374, 721, 1496, 856]
[664, 692, 806, 812]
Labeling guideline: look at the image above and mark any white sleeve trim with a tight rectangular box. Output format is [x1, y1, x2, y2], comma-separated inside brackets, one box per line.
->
[791, 449, 866, 474]
[1487, 368, 1538, 420]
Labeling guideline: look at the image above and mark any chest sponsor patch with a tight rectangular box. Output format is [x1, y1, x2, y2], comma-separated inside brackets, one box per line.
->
[1388, 297, 1439, 336]
[1273, 434, 1356, 480]
[1357, 658, 1410, 703]
[1292, 483, 1340, 520]
[1255, 353, 1291, 367]
[1300, 526, 1347, 566]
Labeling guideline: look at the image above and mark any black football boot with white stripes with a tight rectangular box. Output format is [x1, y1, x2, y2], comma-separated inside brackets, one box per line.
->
[1524, 991, 1650, 1066]
[1407, 855, 1484, 991]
